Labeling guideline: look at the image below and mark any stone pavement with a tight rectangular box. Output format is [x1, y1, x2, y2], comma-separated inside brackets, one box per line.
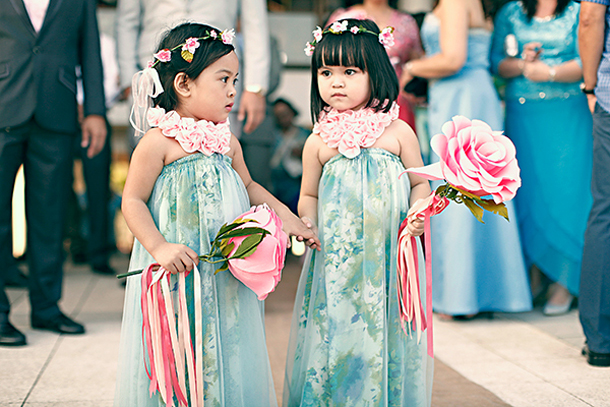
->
[2, 252, 609, 406]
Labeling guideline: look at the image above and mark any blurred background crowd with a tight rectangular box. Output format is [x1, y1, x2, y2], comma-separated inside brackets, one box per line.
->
[3, 0, 606, 365]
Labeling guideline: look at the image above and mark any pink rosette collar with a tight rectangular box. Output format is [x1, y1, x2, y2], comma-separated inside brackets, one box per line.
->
[313, 102, 400, 158]
[147, 107, 231, 156]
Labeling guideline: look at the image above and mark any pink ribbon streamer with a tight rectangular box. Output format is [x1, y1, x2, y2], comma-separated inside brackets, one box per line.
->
[396, 192, 449, 358]
[140, 263, 204, 407]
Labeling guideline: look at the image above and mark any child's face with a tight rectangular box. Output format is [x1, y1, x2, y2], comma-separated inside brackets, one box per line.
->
[317, 65, 370, 112]
[179, 51, 239, 123]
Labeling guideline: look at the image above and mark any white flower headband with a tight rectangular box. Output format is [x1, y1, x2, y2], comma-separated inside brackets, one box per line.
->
[130, 28, 236, 137]
[148, 28, 236, 68]
[304, 20, 395, 56]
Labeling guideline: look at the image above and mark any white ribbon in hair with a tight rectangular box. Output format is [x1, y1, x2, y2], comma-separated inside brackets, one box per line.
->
[129, 67, 165, 137]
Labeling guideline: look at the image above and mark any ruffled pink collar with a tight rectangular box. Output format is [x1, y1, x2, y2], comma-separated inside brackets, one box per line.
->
[147, 107, 231, 156]
[313, 102, 400, 158]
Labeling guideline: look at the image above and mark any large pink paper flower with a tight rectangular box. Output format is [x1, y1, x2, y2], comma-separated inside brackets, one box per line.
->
[409, 115, 521, 204]
[225, 204, 287, 300]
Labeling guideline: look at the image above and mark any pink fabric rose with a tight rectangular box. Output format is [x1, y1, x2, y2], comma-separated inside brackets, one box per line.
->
[221, 29, 235, 45]
[147, 107, 166, 127]
[225, 204, 288, 300]
[408, 115, 521, 204]
[154, 49, 171, 63]
[379, 27, 395, 49]
[182, 37, 200, 54]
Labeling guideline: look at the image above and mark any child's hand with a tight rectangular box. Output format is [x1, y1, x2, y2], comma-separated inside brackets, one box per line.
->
[151, 242, 199, 274]
[285, 215, 321, 251]
[406, 216, 425, 237]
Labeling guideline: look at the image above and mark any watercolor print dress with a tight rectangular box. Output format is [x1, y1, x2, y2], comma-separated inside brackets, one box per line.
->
[114, 112, 278, 407]
[284, 106, 433, 407]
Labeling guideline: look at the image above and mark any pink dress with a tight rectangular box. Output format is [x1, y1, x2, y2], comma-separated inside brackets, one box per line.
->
[327, 7, 423, 131]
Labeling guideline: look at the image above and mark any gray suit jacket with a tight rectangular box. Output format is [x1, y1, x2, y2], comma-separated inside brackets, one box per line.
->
[0, 0, 105, 133]
[115, 0, 270, 95]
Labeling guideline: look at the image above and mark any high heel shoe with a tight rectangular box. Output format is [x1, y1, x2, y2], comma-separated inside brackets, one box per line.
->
[543, 293, 574, 316]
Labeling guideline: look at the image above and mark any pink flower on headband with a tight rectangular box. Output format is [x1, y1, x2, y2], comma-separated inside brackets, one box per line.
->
[182, 37, 200, 54]
[146, 60, 155, 68]
[312, 26, 323, 42]
[209, 30, 218, 39]
[304, 42, 315, 57]
[350, 26, 360, 34]
[154, 49, 172, 63]
[221, 29, 235, 45]
[329, 20, 348, 34]
[379, 27, 395, 49]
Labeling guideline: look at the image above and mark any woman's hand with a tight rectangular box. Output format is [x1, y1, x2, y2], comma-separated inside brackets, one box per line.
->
[521, 42, 542, 62]
[151, 242, 199, 274]
[523, 60, 553, 82]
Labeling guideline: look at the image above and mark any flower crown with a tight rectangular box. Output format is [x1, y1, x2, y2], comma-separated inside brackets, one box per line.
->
[148, 28, 236, 68]
[304, 20, 395, 56]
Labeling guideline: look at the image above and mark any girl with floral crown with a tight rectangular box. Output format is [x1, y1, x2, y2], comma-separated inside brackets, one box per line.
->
[284, 18, 433, 406]
[113, 22, 319, 407]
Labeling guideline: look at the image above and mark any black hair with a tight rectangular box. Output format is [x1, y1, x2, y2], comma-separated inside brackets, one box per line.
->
[310, 18, 398, 123]
[152, 22, 235, 111]
[521, 0, 571, 21]
[273, 97, 300, 117]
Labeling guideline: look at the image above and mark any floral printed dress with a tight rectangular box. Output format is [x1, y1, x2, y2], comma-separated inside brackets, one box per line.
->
[114, 111, 278, 407]
[283, 146, 433, 406]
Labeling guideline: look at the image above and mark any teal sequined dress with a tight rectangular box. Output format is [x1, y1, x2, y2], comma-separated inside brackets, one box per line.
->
[284, 148, 433, 407]
[114, 154, 278, 407]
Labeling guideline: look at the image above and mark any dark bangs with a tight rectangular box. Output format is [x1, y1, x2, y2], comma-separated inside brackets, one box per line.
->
[310, 18, 398, 123]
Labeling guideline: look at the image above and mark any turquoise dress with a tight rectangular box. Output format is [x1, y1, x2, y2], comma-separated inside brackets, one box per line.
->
[114, 154, 278, 407]
[491, 2, 592, 295]
[284, 149, 433, 407]
[421, 13, 532, 315]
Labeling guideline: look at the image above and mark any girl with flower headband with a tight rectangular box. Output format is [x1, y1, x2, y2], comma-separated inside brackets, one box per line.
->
[284, 18, 433, 406]
[114, 22, 318, 407]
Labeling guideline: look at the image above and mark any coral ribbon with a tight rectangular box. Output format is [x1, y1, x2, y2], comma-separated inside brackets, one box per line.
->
[397, 192, 449, 358]
[140, 263, 204, 406]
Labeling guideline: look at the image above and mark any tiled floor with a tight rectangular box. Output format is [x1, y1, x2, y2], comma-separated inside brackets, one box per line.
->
[2, 253, 609, 406]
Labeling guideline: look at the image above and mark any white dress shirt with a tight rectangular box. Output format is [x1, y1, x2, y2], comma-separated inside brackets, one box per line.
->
[23, 0, 50, 32]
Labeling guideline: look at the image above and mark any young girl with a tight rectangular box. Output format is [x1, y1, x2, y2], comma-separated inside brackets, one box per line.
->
[113, 22, 318, 407]
[284, 18, 433, 407]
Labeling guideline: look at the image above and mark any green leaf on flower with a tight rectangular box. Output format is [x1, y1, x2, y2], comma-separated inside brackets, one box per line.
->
[214, 261, 229, 274]
[462, 198, 485, 223]
[216, 219, 253, 238]
[478, 199, 509, 221]
[220, 227, 270, 240]
[221, 241, 235, 258]
[231, 234, 265, 259]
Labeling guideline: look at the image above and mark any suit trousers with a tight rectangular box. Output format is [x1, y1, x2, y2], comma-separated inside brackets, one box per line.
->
[580, 102, 610, 354]
[0, 119, 74, 320]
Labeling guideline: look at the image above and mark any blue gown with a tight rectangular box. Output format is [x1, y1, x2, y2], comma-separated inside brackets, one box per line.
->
[491, 2, 592, 296]
[114, 154, 278, 407]
[284, 149, 433, 407]
[420, 13, 532, 315]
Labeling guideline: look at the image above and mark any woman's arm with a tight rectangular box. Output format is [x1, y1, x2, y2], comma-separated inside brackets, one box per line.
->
[404, 0, 470, 80]
[121, 131, 199, 273]
[230, 135, 321, 249]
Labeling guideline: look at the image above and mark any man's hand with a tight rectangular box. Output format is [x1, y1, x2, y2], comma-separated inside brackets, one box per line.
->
[238, 91, 266, 134]
[81, 115, 107, 158]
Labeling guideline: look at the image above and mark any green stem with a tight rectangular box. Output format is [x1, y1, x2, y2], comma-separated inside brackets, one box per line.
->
[116, 254, 225, 279]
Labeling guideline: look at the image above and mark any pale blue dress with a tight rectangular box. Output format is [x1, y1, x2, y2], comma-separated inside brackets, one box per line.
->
[421, 13, 532, 315]
[490, 2, 592, 296]
[114, 154, 278, 407]
[284, 149, 433, 407]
